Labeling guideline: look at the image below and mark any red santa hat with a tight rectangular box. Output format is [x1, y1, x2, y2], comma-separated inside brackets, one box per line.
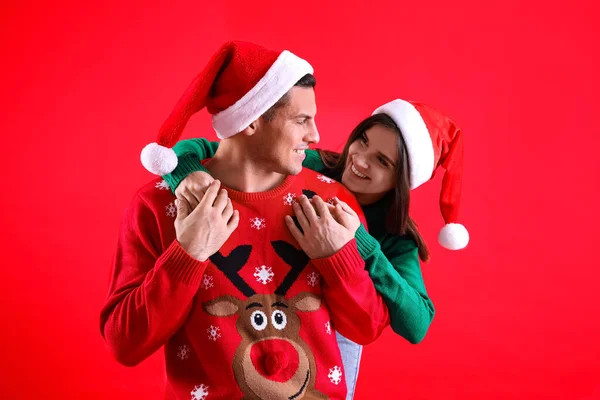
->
[141, 41, 314, 175]
[373, 99, 469, 250]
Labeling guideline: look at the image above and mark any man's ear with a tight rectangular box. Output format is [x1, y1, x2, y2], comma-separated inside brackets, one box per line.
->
[240, 118, 261, 137]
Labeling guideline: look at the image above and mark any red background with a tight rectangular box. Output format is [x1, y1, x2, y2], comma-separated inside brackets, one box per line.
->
[1, 0, 599, 399]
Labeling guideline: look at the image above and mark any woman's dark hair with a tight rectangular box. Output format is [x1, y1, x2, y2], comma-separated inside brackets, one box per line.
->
[318, 114, 430, 262]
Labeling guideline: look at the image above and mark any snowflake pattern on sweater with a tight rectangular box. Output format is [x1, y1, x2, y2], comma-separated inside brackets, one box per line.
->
[155, 180, 171, 190]
[165, 201, 177, 218]
[328, 366, 343, 385]
[177, 345, 190, 360]
[201, 274, 214, 290]
[253, 265, 274, 284]
[249, 217, 266, 230]
[307, 271, 320, 287]
[190, 384, 209, 400]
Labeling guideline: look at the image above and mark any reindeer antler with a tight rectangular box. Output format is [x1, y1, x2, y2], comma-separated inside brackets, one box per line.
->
[210, 242, 310, 297]
[209, 245, 255, 297]
[271, 241, 310, 296]
[302, 189, 317, 199]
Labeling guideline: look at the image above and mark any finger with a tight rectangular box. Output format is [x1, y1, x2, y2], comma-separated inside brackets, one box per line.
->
[293, 201, 311, 231]
[175, 174, 201, 199]
[174, 185, 185, 200]
[188, 182, 207, 200]
[193, 171, 215, 185]
[222, 197, 234, 220]
[285, 215, 304, 242]
[298, 195, 319, 224]
[333, 203, 352, 227]
[329, 203, 346, 223]
[175, 198, 191, 220]
[213, 189, 229, 213]
[195, 188, 206, 203]
[331, 204, 351, 227]
[182, 188, 200, 210]
[340, 202, 358, 218]
[227, 210, 240, 231]
[198, 180, 221, 208]
[190, 170, 214, 185]
[335, 197, 358, 217]
[324, 203, 340, 220]
[311, 196, 332, 219]
[202, 174, 215, 185]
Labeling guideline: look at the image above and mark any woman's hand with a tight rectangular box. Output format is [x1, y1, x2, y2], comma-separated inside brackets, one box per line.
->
[175, 171, 215, 210]
[285, 195, 359, 259]
[328, 197, 361, 235]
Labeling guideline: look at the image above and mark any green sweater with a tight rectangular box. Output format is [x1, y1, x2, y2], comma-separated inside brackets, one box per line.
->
[163, 139, 435, 344]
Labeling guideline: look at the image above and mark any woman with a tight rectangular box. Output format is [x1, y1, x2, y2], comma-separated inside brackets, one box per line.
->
[162, 98, 469, 398]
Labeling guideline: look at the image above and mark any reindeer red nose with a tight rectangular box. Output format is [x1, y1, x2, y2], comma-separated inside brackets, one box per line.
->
[250, 339, 299, 382]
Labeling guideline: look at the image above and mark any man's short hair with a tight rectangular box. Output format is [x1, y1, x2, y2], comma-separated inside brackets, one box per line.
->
[262, 74, 317, 122]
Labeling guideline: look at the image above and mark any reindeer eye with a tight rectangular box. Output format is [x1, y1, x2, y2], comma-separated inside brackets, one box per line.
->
[250, 310, 268, 331]
[271, 310, 287, 330]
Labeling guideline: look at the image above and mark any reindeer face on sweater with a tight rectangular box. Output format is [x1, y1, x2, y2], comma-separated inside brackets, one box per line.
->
[202, 241, 328, 400]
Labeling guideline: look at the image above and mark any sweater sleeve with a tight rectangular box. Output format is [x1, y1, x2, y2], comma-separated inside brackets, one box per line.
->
[355, 226, 435, 344]
[99, 194, 209, 366]
[303, 149, 327, 172]
[162, 138, 220, 192]
[311, 240, 390, 345]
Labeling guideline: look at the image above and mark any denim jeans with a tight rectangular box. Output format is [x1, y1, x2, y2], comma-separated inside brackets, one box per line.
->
[336, 332, 363, 400]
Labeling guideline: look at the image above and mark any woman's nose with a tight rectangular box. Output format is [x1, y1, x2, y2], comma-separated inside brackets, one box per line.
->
[353, 154, 369, 168]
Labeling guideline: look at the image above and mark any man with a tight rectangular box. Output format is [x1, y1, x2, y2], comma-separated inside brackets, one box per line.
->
[101, 41, 389, 399]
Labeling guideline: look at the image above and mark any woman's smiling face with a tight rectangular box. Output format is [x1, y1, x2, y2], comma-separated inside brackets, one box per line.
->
[341, 124, 400, 205]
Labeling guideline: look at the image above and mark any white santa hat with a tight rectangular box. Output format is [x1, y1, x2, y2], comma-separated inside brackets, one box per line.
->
[141, 41, 313, 176]
[373, 99, 469, 250]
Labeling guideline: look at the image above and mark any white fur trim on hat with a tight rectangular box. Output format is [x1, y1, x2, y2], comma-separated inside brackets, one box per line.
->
[438, 223, 469, 250]
[211, 50, 314, 139]
[373, 99, 435, 190]
[140, 142, 178, 175]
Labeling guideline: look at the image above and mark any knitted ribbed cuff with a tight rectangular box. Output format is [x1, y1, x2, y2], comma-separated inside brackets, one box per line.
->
[156, 240, 208, 286]
[162, 154, 208, 194]
[304, 150, 324, 170]
[310, 239, 365, 286]
[354, 223, 380, 259]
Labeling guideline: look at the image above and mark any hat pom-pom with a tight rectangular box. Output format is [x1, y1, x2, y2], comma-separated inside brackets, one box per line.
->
[140, 142, 178, 175]
[438, 223, 469, 250]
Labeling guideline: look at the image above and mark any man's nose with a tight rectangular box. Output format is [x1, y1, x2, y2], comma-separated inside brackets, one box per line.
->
[306, 120, 319, 144]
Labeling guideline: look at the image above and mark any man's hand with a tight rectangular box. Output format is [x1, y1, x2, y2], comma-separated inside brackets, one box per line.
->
[175, 171, 214, 210]
[328, 197, 361, 234]
[175, 180, 239, 261]
[285, 195, 358, 259]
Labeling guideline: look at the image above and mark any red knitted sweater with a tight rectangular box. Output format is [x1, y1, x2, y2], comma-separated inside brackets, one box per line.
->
[100, 169, 389, 399]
